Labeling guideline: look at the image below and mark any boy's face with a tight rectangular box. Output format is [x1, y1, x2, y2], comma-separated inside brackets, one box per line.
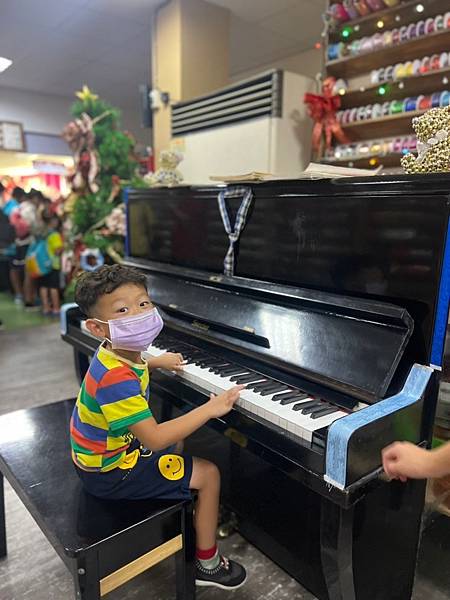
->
[85, 283, 154, 341]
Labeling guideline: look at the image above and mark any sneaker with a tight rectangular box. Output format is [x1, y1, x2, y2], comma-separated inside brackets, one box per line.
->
[24, 303, 40, 312]
[14, 294, 23, 305]
[195, 555, 247, 590]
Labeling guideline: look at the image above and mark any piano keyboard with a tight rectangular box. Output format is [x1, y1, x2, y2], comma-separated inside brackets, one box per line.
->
[143, 335, 349, 443]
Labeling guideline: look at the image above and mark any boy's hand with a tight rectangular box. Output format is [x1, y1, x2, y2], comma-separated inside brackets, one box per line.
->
[206, 386, 245, 418]
[151, 352, 185, 372]
[382, 442, 435, 482]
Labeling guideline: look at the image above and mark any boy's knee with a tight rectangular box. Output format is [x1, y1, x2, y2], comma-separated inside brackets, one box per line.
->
[193, 459, 220, 491]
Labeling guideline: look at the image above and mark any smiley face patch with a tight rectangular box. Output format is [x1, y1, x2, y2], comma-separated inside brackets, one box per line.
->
[158, 454, 185, 481]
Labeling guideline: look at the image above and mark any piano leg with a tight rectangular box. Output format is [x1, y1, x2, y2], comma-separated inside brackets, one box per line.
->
[320, 479, 426, 600]
[74, 349, 90, 386]
[320, 500, 356, 600]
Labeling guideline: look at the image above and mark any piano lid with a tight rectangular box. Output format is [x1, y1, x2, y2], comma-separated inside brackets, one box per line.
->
[144, 271, 413, 404]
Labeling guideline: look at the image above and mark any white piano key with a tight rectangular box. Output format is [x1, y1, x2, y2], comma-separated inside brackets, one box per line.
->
[144, 341, 348, 442]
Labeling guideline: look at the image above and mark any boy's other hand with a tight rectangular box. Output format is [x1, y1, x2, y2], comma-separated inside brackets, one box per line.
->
[155, 352, 185, 372]
[206, 386, 245, 418]
[382, 442, 434, 482]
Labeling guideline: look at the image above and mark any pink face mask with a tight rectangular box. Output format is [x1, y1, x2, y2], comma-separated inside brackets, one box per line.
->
[96, 308, 164, 352]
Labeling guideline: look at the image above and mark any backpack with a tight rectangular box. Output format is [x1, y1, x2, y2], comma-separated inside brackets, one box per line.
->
[25, 238, 52, 278]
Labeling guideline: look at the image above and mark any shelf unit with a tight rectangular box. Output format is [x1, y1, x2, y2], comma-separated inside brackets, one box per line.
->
[323, 0, 450, 172]
[340, 66, 450, 108]
[327, 28, 450, 78]
[328, 0, 450, 42]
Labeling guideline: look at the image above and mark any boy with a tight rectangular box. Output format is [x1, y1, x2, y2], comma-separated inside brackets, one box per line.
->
[38, 209, 63, 317]
[72, 264, 246, 590]
[382, 440, 450, 481]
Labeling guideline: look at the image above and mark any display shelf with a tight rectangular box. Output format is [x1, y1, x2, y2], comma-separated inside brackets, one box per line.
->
[327, 28, 450, 78]
[329, 0, 450, 42]
[339, 66, 450, 108]
[322, 153, 404, 169]
[341, 109, 425, 139]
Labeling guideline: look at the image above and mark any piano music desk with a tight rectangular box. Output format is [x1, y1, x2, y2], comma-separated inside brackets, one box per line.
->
[0, 399, 196, 600]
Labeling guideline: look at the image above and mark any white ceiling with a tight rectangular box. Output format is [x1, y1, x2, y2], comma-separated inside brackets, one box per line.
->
[0, 0, 325, 108]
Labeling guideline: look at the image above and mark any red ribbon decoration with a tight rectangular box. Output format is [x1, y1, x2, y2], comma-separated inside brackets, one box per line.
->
[304, 77, 350, 152]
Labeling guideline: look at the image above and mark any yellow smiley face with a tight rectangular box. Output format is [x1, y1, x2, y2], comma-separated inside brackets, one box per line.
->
[158, 454, 185, 481]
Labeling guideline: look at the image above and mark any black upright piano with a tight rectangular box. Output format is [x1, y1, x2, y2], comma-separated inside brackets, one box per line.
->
[61, 175, 450, 600]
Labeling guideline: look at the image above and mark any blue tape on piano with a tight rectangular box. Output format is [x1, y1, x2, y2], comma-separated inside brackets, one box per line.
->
[431, 217, 450, 368]
[324, 364, 432, 490]
[60, 303, 78, 335]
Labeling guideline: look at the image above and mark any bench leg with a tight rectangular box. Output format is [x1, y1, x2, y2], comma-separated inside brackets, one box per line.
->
[73, 553, 100, 600]
[176, 502, 196, 600]
[0, 474, 6, 558]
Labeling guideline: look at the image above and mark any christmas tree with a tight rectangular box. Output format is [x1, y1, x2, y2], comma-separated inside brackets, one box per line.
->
[62, 86, 147, 290]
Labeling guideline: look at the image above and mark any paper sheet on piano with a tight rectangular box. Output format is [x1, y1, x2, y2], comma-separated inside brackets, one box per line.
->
[210, 163, 382, 183]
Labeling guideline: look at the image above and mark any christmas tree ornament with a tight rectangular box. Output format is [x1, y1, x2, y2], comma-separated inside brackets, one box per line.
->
[75, 85, 99, 102]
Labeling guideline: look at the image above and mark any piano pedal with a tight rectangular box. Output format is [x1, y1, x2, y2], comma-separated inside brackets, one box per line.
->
[217, 508, 238, 539]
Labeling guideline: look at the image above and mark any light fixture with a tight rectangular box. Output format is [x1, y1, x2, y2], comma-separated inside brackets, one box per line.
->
[398, 81, 405, 89]
[342, 26, 353, 39]
[443, 76, 449, 85]
[354, 25, 360, 32]
[315, 41, 322, 49]
[395, 15, 401, 22]
[338, 88, 346, 96]
[359, 86, 366, 92]
[369, 158, 378, 166]
[378, 84, 388, 96]
[415, 3, 424, 13]
[0, 57, 13, 73]
[377, 20, 385, 29]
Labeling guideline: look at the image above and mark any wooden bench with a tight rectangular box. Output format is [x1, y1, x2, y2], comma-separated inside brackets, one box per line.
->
[0, 399, 195, 599]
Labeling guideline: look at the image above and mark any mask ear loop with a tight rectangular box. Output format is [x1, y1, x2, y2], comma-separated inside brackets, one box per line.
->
[93, 318, 113, 346]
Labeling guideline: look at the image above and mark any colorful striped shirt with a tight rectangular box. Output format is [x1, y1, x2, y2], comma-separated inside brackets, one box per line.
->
[70, 343, 152, 472]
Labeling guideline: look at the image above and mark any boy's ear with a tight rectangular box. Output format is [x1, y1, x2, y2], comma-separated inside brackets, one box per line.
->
[85, 318, 106, 339]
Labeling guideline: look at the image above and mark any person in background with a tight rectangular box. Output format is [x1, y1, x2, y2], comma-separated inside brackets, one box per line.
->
[382, 440, 450, 482]
[0, 181, 16, 329]
[6, 187, 33, 305]
[38, 209, 63, 317]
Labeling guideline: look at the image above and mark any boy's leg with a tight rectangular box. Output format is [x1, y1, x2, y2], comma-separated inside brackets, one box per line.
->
[39, 286, 51, 313]
[189, 457, 220, 550]
[189, 457, 247, 589]
[49, 287, 60, 312]
[9, 267, 23, 299]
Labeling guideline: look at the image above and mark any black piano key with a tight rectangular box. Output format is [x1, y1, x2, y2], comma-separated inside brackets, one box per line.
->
[301, 403, 326, 415]
[198, 359, 222, 367]
[271, 391, 301, 402]
[218, 366, 249, 377]
[259, 383, 290, 395]
[211, 364, 235, 374]
[247, 380, 272, 391]
[231, 373, 264, 383]
[310, 407, 339, 419]
[208, 362, 230, 371]
[293, 400, 319, 411]
[280, 394, 310, 406]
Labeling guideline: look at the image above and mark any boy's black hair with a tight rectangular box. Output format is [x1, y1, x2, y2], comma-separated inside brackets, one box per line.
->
[75, 264, 148, 317]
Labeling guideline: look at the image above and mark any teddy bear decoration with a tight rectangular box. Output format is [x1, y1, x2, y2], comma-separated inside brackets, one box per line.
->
[401, 106, 450, 174]
[145, 149, 184, 186]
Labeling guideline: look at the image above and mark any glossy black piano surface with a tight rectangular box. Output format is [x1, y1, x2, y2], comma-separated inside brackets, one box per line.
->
[63, 174, 450, 600]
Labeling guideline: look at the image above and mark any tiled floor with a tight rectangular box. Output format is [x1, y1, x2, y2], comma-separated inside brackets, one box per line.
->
[0, 294, 449, 599]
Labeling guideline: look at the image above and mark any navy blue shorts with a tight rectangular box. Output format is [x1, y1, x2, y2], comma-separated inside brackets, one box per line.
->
[75, 445, 193, 501]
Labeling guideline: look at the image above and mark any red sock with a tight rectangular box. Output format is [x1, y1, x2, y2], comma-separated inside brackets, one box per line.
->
[196, 545, 218, 561]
